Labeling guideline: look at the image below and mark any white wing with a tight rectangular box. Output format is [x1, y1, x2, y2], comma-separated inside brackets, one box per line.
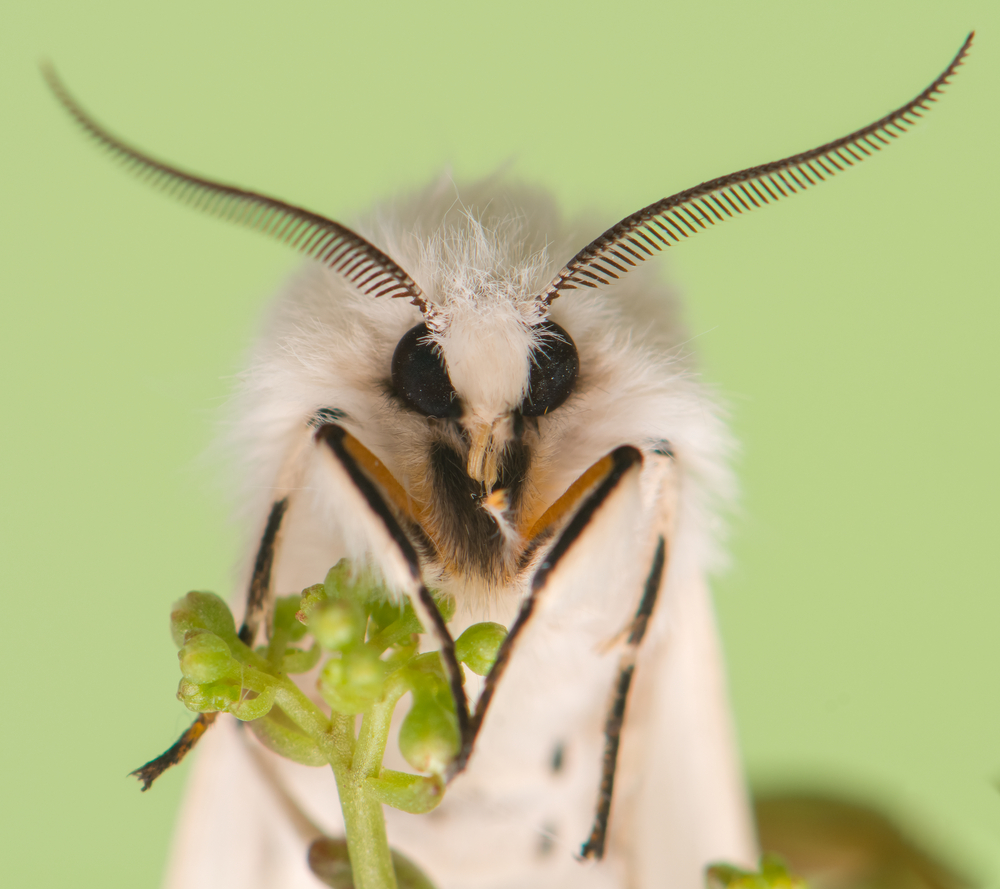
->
[166, 439, 754, 889]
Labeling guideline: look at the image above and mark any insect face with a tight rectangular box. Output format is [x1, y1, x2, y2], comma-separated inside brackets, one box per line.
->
[324, 211, 589, 589]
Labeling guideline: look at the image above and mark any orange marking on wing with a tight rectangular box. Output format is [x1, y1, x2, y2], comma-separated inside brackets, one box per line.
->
[520, 454, 615, 542]
[340, 432, 427, 526]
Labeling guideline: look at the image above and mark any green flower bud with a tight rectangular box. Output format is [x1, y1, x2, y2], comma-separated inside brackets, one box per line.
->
[170, 591, 237, 648]
[230, 685, 276, 721]
[323, 560, 383, 604]
[310, 599, 365, 652]
[178, 631, 234, 684]
[296, 584, 327, 624]
[318, 646, 386, 714]
[322, 560, 352, 595]
[273, 594, 308, 642]
[398, 693, 459, 774]
[455, 622, 507, 676]
[177, 677, 239, 713]
[401, 652, 456, 705]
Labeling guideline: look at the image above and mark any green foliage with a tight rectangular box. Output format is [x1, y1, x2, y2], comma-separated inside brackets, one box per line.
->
[164, 559, 503, 889]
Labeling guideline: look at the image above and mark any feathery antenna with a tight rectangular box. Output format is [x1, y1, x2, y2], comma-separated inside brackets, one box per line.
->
[43, 66, 441, 323]
[539, 32, 973, 304]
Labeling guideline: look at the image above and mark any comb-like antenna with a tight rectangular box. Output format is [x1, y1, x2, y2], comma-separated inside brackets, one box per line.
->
[43, 67, 443, 326]
[539, 32, 973, 304]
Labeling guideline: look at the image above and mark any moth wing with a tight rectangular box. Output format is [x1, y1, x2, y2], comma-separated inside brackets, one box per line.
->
[380, 452, 753, 889]
[163, 716, 339, 889]
[617, 564, 757, 886]
[377, 454, 653, 888]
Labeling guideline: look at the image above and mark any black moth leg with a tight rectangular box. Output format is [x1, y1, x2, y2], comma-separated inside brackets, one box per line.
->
[580, 536, 667, 860]
[130, 495, 291, 790]
[317, 425, 471, 753]
[130, 711, 218, 791]
[240, 497, 291, 645]
[458, 446, 643, 777]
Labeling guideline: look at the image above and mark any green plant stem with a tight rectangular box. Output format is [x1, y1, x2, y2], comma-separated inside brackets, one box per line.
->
[191, 592, 429, 889]
[249, 669, 396, 887]
[356, 681, 408, 778]
[333, 769, 398, 889]
[311, 694, 407, 889]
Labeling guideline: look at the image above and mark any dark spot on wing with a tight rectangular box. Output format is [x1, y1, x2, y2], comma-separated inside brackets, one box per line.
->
[550, 742, 565, 774]
[537, 822, 558, 858]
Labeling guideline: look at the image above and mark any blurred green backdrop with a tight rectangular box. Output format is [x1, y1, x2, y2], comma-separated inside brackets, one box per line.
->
[1, 1, 997, 886]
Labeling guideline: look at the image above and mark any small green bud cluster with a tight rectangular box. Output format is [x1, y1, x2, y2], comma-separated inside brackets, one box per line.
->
[304, 564, 395, 715]
[169, 590, 322, 755]
[166, 560, 509, 888]
[304, 564, 509, 778]
[169, 571, 508, 778]
[171, 592, 245, 716]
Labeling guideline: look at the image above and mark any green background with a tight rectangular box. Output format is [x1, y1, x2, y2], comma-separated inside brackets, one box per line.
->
[2, 1, 997, 886]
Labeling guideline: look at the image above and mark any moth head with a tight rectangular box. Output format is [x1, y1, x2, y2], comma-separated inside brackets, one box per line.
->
[390, 313, 579, 487]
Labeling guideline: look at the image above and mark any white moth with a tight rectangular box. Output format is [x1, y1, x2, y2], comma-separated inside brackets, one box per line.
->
[47, 33, 970, 889]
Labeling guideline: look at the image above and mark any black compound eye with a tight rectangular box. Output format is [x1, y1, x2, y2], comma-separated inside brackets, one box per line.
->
[522, 320, 579, 417]
[391, 323, 461, 418]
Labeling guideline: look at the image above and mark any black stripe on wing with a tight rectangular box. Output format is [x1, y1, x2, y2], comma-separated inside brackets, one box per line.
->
[43, 67, 430, 311]
[540, 32, 973, 304]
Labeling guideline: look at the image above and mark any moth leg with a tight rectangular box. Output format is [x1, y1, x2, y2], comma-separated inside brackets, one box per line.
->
[580, 535, 667, 860]
[459, 445, 644, 776]
[130, 494, 292, 790]
[239, 496, 290, 645]
[130, 712, 217, 791]
[316, 424, 471, 751]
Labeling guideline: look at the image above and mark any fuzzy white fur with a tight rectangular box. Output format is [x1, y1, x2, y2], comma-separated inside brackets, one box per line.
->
[166, 176, 756, 889]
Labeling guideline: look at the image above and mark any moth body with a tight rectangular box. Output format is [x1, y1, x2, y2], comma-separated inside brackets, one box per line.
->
[166, 178, 754, 889]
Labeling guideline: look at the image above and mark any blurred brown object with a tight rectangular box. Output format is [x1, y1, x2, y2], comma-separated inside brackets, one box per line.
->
[754, 793, 970, 889]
